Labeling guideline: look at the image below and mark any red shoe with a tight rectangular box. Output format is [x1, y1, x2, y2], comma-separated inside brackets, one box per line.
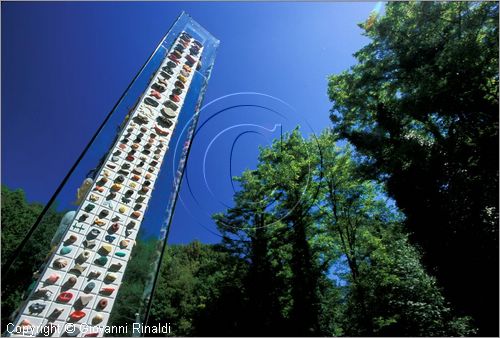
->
[168, 55, 180, 64]
[154, 125, 169, 136]
[150, 90, 162, 100]
[69, 310, 86, 321]
[57, 292, 73, 303]
[100, 287, 115, 294]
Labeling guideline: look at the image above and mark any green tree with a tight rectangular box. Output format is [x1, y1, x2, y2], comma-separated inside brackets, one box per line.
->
[214, 129, 326, 336]
[345, 230, 476, 337]
[328, 2, 499, 334]
[260, 130, 322, 336]
[1, 186, 45, 264]
[214, 169, 293, 336]
[1, 185, 62, 332]
[148, 241, 246, 336]
[317, 131, 475, 336]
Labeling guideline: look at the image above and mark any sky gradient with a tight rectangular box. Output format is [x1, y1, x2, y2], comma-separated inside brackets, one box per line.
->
[2, 2, 375, 244]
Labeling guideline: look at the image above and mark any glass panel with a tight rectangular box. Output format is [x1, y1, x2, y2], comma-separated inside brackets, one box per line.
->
[2, 12, 219, 337]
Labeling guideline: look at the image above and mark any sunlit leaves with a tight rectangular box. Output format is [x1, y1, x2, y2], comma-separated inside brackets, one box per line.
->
[327, 2, 498, 334]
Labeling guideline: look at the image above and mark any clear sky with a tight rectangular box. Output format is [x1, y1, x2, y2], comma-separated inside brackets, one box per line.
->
[2, 2, 375, 244]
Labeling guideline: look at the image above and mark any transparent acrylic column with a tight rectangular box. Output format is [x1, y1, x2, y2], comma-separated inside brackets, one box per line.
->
[2, 12, 219, 337]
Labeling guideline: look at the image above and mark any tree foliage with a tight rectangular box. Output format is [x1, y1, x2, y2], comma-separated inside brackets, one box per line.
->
[328, 2, 498, 335]
[319, 131, 473, 336]
[1, 185, 61, 331]
[148, 241, 246, 336]
[2, 4, 496, 334]
[210, 130, 472, 336]
[1, 118, 479, 337]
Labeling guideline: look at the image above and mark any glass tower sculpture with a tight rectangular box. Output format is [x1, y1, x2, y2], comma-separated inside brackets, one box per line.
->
[4, 12, 219, 337]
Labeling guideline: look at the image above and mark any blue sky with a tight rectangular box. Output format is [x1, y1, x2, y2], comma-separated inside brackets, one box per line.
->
[2, 2, 375, 244]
